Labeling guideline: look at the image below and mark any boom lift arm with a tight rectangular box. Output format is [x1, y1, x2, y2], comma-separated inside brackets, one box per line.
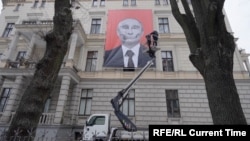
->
[110, 31, 159, 132]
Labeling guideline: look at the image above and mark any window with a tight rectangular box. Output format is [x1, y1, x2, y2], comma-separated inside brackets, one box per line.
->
[87, 116, 105, 125]
[121, 89, 135, 116]
[158, 18, 170, 33]
[14, 3, 21, 11]
[131, 0, 136, 6]
[40, 0, 46, 8]
[41, 20, 53, 24]
[155, 0, 160, 5]
[43, 97, 51, 113]
[22, 21, 37, 25]
[166, 90, 180, 118]
[0, 88, 11, 112]
[32, 0, 39, 8]
[163, 0, 169, 5]
[161, 51, 174, 72]
[123, 0, 128, 6]
[85, 51, 98, 72]
[79, 89, 93, 115]
[16, 51, 26, 61]
[100, 0, 105, 6]
[2, 23, 15, 37]
[90, 19, 101, 34]
[0, 53, 3, 60]
[92, 0, 98, 7]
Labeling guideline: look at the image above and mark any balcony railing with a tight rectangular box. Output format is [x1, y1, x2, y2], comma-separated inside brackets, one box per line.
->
[7, 61, 36, 69]
[39, 113, 55, 125]
[10, 112, 55, 125]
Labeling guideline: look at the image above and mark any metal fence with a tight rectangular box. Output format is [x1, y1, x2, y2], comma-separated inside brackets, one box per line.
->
[0, 128, 149, 141]
[0, 135, 149, 141]
[0, 136, 75, 141]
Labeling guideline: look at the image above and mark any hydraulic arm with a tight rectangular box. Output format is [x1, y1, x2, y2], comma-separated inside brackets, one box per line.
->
[110, 31, 159, 132]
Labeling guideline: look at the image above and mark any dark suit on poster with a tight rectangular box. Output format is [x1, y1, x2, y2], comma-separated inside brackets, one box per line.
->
[104, 45, 152, 68]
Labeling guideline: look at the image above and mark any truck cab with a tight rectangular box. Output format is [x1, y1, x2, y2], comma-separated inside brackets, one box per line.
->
[82, 114, 111, 141]
[81, 114, 148, 141]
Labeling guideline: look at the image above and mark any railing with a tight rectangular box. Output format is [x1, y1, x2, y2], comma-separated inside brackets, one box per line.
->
[39, 113, 55, 125]
[10, 112, 55, 125]
[21, 20, 78, 25]
[7, 61, 36, 69]
[0, 136, 76, 141]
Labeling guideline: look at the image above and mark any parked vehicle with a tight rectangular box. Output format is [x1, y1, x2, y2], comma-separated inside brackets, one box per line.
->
[81, 114, 148, 141]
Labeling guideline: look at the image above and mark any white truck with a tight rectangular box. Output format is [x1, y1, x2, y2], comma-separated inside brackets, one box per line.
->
[81, 34, 158, 141]
[81, 114, 149, 141]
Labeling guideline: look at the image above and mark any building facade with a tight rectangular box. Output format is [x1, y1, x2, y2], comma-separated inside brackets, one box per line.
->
[0, 0, 249, 140]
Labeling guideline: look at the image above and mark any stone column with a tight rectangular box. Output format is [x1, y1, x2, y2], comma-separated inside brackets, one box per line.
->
[66, 33, 78, 67]
[54, 76, 71, 124]
[0, 76, 25, 123]
[67, 84, 80, 124]
[4, 31, 20, 60]
[25, 33, 36, 60]
[0, 32, 20, 67]
[77, 44, 86, 71]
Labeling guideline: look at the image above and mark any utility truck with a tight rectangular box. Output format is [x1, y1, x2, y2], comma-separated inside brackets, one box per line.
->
[81, 31, 158, 141]
[81, 114, 149, 141]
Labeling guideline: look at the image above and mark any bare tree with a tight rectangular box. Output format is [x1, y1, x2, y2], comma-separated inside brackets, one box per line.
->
[6, 0, 73, 139]
[169, 0, 247, 124]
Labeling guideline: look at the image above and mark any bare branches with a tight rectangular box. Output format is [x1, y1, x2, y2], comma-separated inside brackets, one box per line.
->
[170, 0, 200, 52]
[170, 0, 204, 73]
[181, 0, 194, 19]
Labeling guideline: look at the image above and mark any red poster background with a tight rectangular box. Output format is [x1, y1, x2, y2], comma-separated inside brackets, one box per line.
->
[105, 10, 153, 51]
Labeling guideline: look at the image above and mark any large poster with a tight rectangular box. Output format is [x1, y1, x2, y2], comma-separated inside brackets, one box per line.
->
[103, 10, 153, 68]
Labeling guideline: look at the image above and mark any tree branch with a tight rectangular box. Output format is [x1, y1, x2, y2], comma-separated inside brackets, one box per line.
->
[181, 0, 193, 19]
[170, 0, 204, 73]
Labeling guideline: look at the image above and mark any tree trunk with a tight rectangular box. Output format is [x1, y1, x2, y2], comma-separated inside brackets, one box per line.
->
[6, 0, 73, 140]
[170, 0, 247, 124]
[204, 65, 247, 124]
[201, 31, 247, 124]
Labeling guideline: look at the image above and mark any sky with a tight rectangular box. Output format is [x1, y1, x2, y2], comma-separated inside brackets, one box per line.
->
[0, 1, 249, 55]
[224, 0, 250, 55]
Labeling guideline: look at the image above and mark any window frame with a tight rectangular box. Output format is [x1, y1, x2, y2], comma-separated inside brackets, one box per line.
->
[155, 0, 160, 5]
[13, 3, 21, 11]
[0, 88, 12, 112]
[32, 0, 39, 8]
[158, 17, 170, 33]
[40, 0, 46, 8]
[162, 0, 169, 5]
[78, 89, 93, 116]
[131, 0, 136, 6]
[92, 0, 98, 7]
[123, 0, 128, 6]
[161, 51, 174, 72]
[2, 23, 15, 38]
[0, 53, 3, 60]
[165, 90, 181, 118]
[85, 51, 98, 72]
[100, 0, 105, 6]
[90, 18, 101, 34]
[16, 51, 27, 61]
[121, 89, 135, 116]
[43, 97, 51, 113]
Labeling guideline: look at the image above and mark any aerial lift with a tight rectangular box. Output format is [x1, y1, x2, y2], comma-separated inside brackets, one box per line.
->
[110, 31, 159, 132]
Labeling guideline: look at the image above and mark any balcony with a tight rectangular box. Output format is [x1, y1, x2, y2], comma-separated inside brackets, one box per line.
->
[39, 113, 55, 125]
[10, 112, 55, 125]
[7, 60, 36, 69]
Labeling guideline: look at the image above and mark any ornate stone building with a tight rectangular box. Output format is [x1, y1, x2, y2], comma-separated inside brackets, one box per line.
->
[0, 0, 249, 139]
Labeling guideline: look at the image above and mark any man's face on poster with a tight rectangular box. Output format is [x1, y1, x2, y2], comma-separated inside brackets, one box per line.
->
[117, 18, 144, 48]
